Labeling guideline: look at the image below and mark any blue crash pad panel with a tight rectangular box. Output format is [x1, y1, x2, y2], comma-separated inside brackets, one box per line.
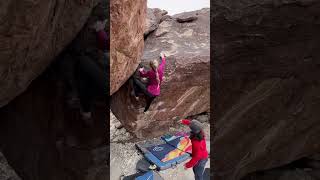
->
[135, 171, 164, 180]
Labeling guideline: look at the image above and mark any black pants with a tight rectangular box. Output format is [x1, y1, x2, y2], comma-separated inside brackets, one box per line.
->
[77, 55, 107, 112]
[131, 76, 156, 112]
[60, 53, 107, 113]
[59, 54, 78, 97]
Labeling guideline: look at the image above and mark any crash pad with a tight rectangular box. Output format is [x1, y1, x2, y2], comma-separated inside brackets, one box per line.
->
[136, 134, 192, 170]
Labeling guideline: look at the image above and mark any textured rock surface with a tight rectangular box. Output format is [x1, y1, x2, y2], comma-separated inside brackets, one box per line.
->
[145, 8, 168, 36]
[243, 157, 320, 180]
[0, 152, 21, 180]
[0, 0, 99, 108]
[245, 168, 320, 180]
[0, 2, 107, 180]
[175, 11, 198, 23]
[111, 8, 210, 138]
[110, 0, 147, 95]
[212, 0, 320, 180]
[0, 61, 107, 180]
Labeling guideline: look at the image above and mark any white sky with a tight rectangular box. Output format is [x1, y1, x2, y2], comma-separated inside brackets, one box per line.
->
[147, 0, 210, 15]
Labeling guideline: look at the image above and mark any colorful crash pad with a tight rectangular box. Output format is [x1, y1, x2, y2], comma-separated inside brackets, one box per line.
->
[136, 134, 192, 170]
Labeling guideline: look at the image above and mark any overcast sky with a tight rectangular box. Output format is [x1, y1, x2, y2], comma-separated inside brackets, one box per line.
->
[147, 0, 210, 15]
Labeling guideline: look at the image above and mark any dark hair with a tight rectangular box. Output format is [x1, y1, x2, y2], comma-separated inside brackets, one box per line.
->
[190, 130, 205, 141]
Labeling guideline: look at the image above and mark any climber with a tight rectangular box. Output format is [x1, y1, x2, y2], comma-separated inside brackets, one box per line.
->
[94, 19, 109, 83]
[181, 119, 208, 180]
[60, 18, 108, 125]
[78, 19, 108, 124]
[94, 19, 108, 52]
[130, 52, 166, 112]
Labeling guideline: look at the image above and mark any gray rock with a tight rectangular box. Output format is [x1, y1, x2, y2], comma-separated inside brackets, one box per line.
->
[0, 151, 21, 180]
[145, 8, 168, 36]
[196, 114, 209, 123]
[174, 9, 202, 23]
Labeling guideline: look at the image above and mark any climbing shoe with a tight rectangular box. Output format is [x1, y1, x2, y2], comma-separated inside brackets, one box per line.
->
[149, 164, 157, 170]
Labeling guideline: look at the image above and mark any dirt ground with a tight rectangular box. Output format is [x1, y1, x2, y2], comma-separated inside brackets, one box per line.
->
[110, 111, 210, 180]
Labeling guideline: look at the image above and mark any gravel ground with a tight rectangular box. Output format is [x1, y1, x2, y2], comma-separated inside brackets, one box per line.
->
[110, 111, 210, 180]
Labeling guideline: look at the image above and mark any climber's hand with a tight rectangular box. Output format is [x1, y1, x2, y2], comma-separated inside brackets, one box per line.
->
[139, 67, 144, 72]
[160, 52, 165, 59]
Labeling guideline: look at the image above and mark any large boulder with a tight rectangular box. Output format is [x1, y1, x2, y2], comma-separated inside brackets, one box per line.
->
[0, 0, 99, 108]
[0, 2, 107, 180]
[111, 8, 210, 138]
[110, 0, 147, 95]
[0, 59, 107, 180]
[212, 0, 320, 179]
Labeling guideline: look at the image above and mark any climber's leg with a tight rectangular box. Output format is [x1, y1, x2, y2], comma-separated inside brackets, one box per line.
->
[78, 55, 106, 95]
[78, 69, 94, 123]
[144, 96, 156, 112]
[59, 54, 79, 107]
[133, 76, 149, 96]
[129, 78, 137, 97]
[103, 52, 109, 91]
[77, 56, 105, 125]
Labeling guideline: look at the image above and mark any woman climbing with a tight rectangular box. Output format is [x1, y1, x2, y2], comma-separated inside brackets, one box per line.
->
[78, 19, 108, 124]
[94, 19, 108, 52]
[60, 18, 108, 125]
[131, 52, 166, 112]
[181, 119, 208, 180]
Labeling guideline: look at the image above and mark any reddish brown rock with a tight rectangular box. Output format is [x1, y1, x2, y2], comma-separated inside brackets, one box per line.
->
[110, 0, 147, 95]
[0, 0, 99, 108]
[111, 8, 210, 138]
[212, 0, 320, 179]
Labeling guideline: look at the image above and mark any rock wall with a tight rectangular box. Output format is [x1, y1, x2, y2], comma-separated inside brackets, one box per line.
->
[212, 0, 320, 179]
[0, 1, 107, 180]
[110, 0, 147, 95]
[145, 8, 168, 36]
[243, 156, 320, 180]
[0, 151, 21, 180]
[111, 8, 210, 138]
[0, 59, 107, 180]
[0, 0, 99, 108]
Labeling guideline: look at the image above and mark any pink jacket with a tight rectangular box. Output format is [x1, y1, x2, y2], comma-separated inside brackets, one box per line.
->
[97, 30, 108, 51]
[139, 57, 166, 96]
